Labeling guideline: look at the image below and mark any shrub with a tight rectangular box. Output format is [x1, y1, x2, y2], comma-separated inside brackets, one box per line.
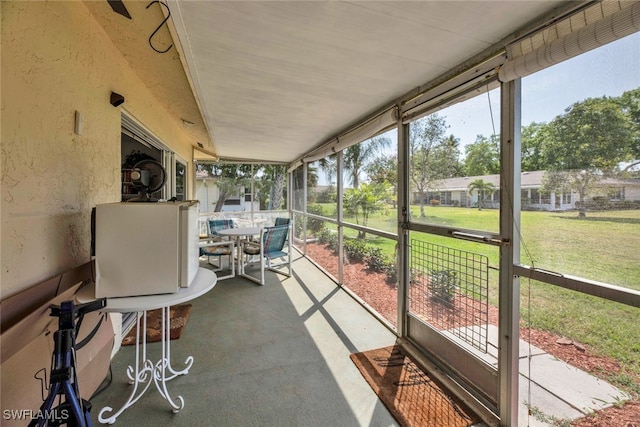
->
[316, 187, 337, 203]
[427, 269, 458, 306]
[344, 238, 368, 263]
[306, 204, 326, 234]
[363, 247, 396, 283]
[613, 200, 639, 210]
[383, 262, 398, 284]
[325, 232, 340, 253]
[364, 247, 385, 272]
[317, 227, 333, 244]
[585, 196, 610, 210]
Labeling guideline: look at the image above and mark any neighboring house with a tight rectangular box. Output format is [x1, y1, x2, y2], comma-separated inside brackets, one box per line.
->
[413, 170, 640, 211]
[195, 171, 258, 214]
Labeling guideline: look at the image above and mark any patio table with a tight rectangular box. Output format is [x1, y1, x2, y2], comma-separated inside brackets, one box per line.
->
[217, 226, 263, 275]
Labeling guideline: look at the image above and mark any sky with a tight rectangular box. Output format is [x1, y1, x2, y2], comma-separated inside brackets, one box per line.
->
[441, 31, 640, 150]
[318, 31, 640, 185]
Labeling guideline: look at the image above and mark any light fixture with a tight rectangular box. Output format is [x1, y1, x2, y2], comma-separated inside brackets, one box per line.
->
[110, 92, 125, 107]
[74, 111, 83, 135]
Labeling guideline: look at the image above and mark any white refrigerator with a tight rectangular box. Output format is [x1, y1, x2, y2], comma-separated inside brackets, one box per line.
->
[94, 201, 200, 298]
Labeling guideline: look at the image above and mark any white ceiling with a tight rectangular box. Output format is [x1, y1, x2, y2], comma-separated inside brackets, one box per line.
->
[168, 1, 569, 164]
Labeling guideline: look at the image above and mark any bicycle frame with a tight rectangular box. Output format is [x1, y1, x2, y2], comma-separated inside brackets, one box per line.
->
[29, 299, 106, 427]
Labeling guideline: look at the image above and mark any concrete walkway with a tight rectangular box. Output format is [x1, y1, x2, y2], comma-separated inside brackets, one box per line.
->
[448, 325, 629, 426]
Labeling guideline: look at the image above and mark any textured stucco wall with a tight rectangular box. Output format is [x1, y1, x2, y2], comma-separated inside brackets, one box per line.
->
[1, 1, 194, 297]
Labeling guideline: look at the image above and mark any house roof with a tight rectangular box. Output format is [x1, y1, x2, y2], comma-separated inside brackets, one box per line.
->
[430, 171, 640, 191]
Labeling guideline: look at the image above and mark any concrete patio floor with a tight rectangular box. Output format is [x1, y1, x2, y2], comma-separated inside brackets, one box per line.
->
[89, 254, 400, 426]
[88, 253, 628, 426]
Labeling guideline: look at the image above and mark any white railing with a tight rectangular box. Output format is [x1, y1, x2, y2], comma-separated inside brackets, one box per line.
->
[198, 209, 289, 231]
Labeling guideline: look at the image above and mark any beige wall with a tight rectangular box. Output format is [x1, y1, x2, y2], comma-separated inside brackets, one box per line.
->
[626, 186, 640, 201]
[1, 1, 195, 297]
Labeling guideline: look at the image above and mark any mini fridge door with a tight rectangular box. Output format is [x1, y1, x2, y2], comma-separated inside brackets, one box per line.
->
[95, 201, 199, 298]
[179, 200, 200, 288]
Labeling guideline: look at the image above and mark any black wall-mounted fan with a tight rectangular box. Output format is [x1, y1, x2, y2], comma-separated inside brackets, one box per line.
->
[128, 159, 166, 202]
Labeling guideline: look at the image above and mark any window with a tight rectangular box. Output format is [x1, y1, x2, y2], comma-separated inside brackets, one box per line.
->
[530, 189, 540, 204]
[121, 118, 163, 201]
[120, 114, 187, 202]
[539, 190, 551, 205]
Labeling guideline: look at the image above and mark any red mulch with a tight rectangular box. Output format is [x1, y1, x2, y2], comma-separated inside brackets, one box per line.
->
[304, 242, 640, 426]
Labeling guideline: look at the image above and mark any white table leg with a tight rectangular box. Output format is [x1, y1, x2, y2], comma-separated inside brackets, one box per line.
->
[162, 308, 193, 379]
[98, 307, 195, 422]
[153, 306, 190, 412]
[98, 311, 154, 424]
[236, 237, 243, 275]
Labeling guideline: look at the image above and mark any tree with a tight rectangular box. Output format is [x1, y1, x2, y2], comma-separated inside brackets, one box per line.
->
[464, 134, 499, 176]
[521, 122, 550, 172]
[292, 163, 319, 210]
[343, 182, 389, 238]
[442, 135, 465, 177]
[269, 165, 286, 210]
[317, 155, 337, 186]
[200, 163, 253, 212]
[542, 96, 634, 217]
[617, 87, 640, 173]
[365, 154, 398, 206]
[343, 135, 391, 188]
[365, 154, 397, 186]
[255, 164, 287, 210]
[467, 179, 496, 210]
[409, 114, 460, 217]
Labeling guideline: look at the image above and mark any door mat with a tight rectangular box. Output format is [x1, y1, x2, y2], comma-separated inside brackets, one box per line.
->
[121, 304, 192, 346]
[350, 345, 481, 427]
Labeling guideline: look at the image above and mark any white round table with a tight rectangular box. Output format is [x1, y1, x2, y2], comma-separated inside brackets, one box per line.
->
[76, 267, 217, 424]
[217, 227, 263, 274]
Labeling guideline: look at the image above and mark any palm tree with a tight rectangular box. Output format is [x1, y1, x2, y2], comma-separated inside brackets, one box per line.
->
[255, 164, 287, 210]
[343, 135, 391, 188]
[317, 155, 337, 187]
[343, 182, 388, 238]
[467, 179, 496, 210]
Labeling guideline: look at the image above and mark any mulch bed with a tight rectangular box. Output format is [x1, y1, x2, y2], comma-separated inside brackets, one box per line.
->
[304, 241, 640, 426]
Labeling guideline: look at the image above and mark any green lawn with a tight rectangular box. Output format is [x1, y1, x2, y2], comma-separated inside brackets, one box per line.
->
[312, 203, 640, 392]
